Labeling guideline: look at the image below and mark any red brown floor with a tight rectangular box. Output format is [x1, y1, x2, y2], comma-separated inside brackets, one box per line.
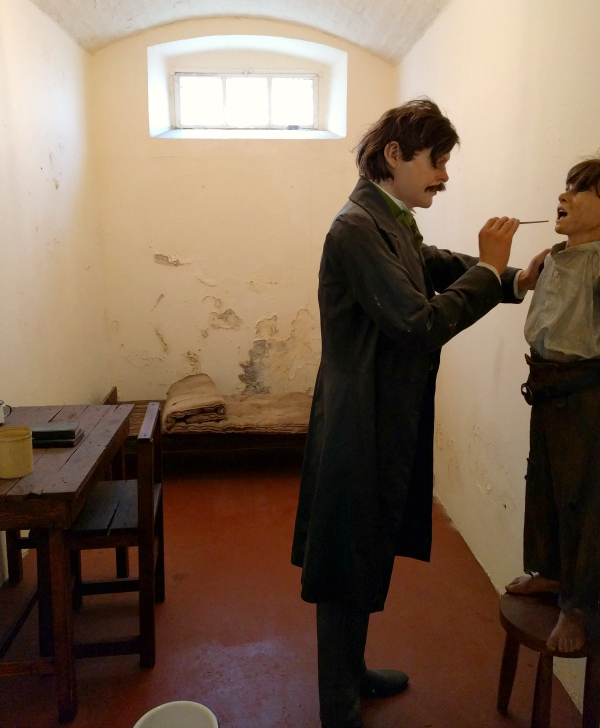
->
[0, 453, 583, 727]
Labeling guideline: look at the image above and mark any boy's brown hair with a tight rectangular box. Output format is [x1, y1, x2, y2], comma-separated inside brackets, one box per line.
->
[566, 157, 600, 197]
[355, 98, 459, 182]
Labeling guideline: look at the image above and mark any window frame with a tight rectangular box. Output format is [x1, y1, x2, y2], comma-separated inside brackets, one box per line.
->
[173, 71, 319, 131]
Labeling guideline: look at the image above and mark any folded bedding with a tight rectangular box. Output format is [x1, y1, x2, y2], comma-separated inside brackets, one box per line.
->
[162, 373, 226, 433]
[189, 392, 312, 434]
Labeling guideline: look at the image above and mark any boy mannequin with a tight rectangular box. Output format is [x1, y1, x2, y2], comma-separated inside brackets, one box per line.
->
[507, 157, 600, 653]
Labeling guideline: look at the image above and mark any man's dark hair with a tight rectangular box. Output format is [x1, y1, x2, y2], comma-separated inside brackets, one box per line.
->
[355, 98, 459, 182]
[566, 157, 600, 198]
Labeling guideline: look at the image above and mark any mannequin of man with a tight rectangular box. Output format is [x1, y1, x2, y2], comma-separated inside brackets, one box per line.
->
[291, 99, 547, 728]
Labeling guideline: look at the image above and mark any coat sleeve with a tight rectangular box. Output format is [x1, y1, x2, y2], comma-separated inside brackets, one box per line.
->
[325, 214, 504, 354]
[421, 245, 523, 304]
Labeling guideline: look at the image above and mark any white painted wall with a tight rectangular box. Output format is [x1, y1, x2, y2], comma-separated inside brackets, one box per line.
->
[398, 0, 600, 707]
[92, 18, 396, 400]
[0, 0, 109, 581]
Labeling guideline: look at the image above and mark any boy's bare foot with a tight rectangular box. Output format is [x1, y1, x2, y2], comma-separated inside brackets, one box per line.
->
[505, 574, 560, 594]
[546, 609, 585, 653]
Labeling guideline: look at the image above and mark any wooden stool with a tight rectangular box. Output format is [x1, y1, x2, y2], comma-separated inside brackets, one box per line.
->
[498, 592, 600, 728]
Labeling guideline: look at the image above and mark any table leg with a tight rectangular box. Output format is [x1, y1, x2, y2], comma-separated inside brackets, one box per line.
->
[111, 444, 126, 480]
[34, 530, 54, 657]
[5, 530, 24, 584]
[48, 529, 77, 723]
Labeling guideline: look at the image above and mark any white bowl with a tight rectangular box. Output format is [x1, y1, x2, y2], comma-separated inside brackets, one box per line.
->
[132, 701, 219, 728]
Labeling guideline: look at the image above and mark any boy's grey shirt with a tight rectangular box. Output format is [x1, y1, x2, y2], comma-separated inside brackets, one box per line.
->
[525, 240, 600, 361]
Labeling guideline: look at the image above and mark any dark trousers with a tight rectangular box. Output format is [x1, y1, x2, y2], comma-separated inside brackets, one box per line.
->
[315, 372, 436, 727]
[524, 356, 600, 612]
[317, 601, 369, 728]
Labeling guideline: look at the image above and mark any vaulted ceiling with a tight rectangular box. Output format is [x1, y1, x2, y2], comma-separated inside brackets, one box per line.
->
[30, 0, 450, 62]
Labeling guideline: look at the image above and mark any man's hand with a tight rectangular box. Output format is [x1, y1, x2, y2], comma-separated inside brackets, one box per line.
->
[478, 217, 520, 275]
[517, 248, 551, 293]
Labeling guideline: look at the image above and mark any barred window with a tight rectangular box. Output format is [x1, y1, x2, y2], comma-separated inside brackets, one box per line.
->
[175, 73, 317, 130]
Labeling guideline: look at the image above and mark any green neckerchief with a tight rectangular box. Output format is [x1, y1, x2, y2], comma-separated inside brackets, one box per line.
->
[374, 184, 423, 249]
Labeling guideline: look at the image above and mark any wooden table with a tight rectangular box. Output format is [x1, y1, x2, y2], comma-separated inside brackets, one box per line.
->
[0, 403, 133, 723]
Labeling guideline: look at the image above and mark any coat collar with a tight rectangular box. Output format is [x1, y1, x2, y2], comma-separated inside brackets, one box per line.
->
[348, 177, 405, 237]
[349, 177, 433, 296]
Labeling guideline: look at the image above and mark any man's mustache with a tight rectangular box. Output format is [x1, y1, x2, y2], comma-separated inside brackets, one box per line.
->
[425, 183, 446, 193]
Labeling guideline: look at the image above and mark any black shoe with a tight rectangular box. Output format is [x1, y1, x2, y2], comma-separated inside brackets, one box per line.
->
[359, 669, 409, 699]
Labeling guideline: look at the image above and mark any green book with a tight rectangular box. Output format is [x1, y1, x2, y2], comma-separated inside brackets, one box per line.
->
[31, 421, 81, 440]
[33, 431, 84, 448]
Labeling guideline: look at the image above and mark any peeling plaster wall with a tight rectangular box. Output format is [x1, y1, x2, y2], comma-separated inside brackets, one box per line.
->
[92, 17, 396, 400]
[239, 309, 320, 395]
[398, 0, 600, 708]
[0, 0, 109, 581]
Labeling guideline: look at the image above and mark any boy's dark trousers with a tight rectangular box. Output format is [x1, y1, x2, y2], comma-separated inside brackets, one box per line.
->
[523, 355, 600, 612]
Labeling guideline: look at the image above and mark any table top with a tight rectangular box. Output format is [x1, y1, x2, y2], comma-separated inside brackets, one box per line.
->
[0, 404, 133, 502]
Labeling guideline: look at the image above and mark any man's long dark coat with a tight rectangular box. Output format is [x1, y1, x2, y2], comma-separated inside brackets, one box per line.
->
[291, 178, 521, 613]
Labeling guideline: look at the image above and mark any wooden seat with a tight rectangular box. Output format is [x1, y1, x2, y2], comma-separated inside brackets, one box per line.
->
[67, 402, 165, 668]
[498, 592, 600, 728]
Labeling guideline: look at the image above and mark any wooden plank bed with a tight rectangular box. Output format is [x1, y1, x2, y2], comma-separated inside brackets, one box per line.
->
[102, 387, 308, 458]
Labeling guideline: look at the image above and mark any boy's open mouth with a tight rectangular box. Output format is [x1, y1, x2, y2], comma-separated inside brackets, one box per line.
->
[557, 207, 568, 220]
